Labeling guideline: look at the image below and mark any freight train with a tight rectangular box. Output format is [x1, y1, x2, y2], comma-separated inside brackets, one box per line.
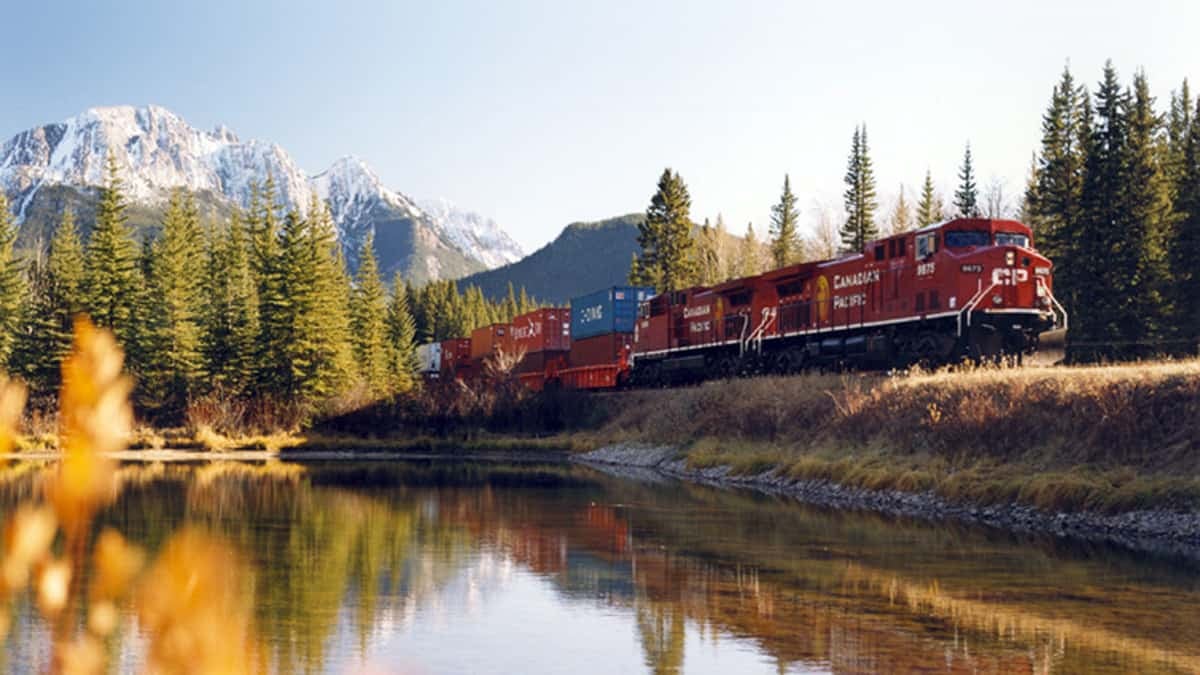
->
[415, 217, 1067, 389]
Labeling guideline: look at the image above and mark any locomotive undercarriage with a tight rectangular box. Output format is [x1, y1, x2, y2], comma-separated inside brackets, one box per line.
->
[630, 310, 1055, 386]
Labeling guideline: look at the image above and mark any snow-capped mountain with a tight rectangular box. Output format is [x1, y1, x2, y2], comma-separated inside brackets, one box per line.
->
[418, 198, 524, 269]
[0, 105, 521, 282]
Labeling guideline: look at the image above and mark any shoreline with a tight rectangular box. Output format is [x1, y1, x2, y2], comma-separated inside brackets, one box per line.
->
[574, 444, 1200, 561]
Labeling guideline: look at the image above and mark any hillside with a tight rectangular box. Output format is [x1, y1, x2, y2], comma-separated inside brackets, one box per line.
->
[457, 214, 644, 304]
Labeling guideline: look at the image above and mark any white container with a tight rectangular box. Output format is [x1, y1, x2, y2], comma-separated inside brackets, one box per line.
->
[415, 343, 443, 374]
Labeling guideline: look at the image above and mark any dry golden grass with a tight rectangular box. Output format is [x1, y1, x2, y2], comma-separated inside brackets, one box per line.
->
[594, 359, 1200, 513]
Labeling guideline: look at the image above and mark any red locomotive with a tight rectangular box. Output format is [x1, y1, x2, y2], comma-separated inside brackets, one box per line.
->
[415, 218, 1065, 389]
[631, 218, 1065, 384]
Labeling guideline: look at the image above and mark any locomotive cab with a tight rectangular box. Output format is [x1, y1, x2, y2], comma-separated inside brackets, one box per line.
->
[925, 218, 1065, 359]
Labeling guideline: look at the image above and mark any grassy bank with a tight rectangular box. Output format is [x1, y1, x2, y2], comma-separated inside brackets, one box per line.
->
[581, 361, 1200, 514]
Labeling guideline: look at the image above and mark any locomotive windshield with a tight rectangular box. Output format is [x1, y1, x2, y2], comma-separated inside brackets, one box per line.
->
[944, 231, 991, 248]
[995, 232, 1030, 248]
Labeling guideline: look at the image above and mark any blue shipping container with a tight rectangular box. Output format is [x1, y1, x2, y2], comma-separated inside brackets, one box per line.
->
[570, 286, 655, 340]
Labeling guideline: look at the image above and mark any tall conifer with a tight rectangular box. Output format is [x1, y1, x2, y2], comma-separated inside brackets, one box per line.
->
[0, 195, 24, 365]
[954, 143, 980, 218]
[840, 125, 878, 251]
[630, 169, 696, 292]
[769, 174, 800, 267]
[351, 232, 392, 396]
[915, 170, 944, 228]
[84, 154, 139, 343]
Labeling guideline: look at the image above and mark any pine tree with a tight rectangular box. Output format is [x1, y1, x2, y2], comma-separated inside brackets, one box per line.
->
[139, 190, 206, 415]
[1118, 70, 1173, 352]
[1174, 96, 1200, 346]
[504, 282, 520, 321]
[304, 199, 356, 399]
[768, 174, 800, 267]
[386, 273, 418, 392]
[1073, 61, 1130, 360]
[10, 209, 85, 394]
[200, 208, 260, 394]
[1167, 79, 1193, 188]
[630, 168, 697, 292]
[915, 170, 945, 228]
[886, 185, 913, 236]
[350, 232, 392, 396]
[840, 125, 878, 251]
[249, 178, 291, 396]
[0, 194, 25, 366]
[84, 154, 139, 343]
[954, 143, 980, 218]
[1029, 66, 1087, 263]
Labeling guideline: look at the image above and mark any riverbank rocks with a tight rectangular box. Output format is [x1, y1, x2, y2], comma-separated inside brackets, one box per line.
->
[575, 445, 1200, 561]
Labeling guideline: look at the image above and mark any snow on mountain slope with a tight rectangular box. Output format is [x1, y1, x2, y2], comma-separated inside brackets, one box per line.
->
[418, 198, 524, 269]
[0, 105, 312, 220]
[0, 105, 516, 279]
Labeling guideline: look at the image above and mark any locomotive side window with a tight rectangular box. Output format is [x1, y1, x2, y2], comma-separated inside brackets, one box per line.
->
[729, 291, 751, 307]
[916, 233, 938, 259]
[874, 244, 885, 261]
[944, 231, 991, 248]
[898, 237, 907, 257]
[995, 232, 1030, 248]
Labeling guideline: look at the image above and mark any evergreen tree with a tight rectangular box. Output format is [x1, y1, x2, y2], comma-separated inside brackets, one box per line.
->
[84, 154, 139, 343]
[840, 125, 878, 251]
[0, 195, 24, 366]
[200, 208, 260, 394]
[350, 232, 392, 396]
[954, 143, 980, 217]
[1174, 96, 1200, 346]
[504, 282, 520, 321]
[915, 170, 945, 227]
[1167, 79, 1193, 188]
[386, 272, 418, 392]
[1117, 70, 1172, 351]
[249, 178, 292, 396]
[1073, 61, 1131, 359]
[1029, 66, 1087, 263]
[139, 190, 206, 415]
[887, 185, 913, 235]
[10, 209, 85, 394]
[768, 174, 800, 267]
[630, 168, 697, 292]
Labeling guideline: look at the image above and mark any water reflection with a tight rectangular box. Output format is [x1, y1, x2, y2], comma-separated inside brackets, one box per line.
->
[1, 459, 1198, 674]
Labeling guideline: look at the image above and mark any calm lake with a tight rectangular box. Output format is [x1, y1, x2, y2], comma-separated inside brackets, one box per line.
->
[3, 459, 1199, 674]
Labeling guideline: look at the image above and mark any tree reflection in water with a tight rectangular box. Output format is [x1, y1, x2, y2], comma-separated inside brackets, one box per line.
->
[1, 459, 1199, 674]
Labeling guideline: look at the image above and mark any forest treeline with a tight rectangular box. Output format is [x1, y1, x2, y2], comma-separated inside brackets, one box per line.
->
[0, 157, 538, 426]
[630, 61, 1200, 359]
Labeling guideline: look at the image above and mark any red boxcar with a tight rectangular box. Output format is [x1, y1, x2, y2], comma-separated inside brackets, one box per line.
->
[470, 323, 513, 359]
[439, 338, 472, 378]
[511, 308, 571, 355]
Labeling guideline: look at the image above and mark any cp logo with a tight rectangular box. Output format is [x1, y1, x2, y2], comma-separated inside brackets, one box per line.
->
[991, 269, 1029, 286]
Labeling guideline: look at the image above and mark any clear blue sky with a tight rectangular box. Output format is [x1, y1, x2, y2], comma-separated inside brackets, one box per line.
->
[3, 0, 1196, 250]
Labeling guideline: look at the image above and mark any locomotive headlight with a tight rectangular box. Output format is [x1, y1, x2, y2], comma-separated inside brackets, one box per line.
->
[992, 294, 1004, 305]
[1036, 283, 1047, 298]
[1005, 251, 1015, 266]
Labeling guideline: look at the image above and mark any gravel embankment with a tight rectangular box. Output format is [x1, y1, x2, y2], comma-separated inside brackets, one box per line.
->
[575, 443, 1200, 560]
